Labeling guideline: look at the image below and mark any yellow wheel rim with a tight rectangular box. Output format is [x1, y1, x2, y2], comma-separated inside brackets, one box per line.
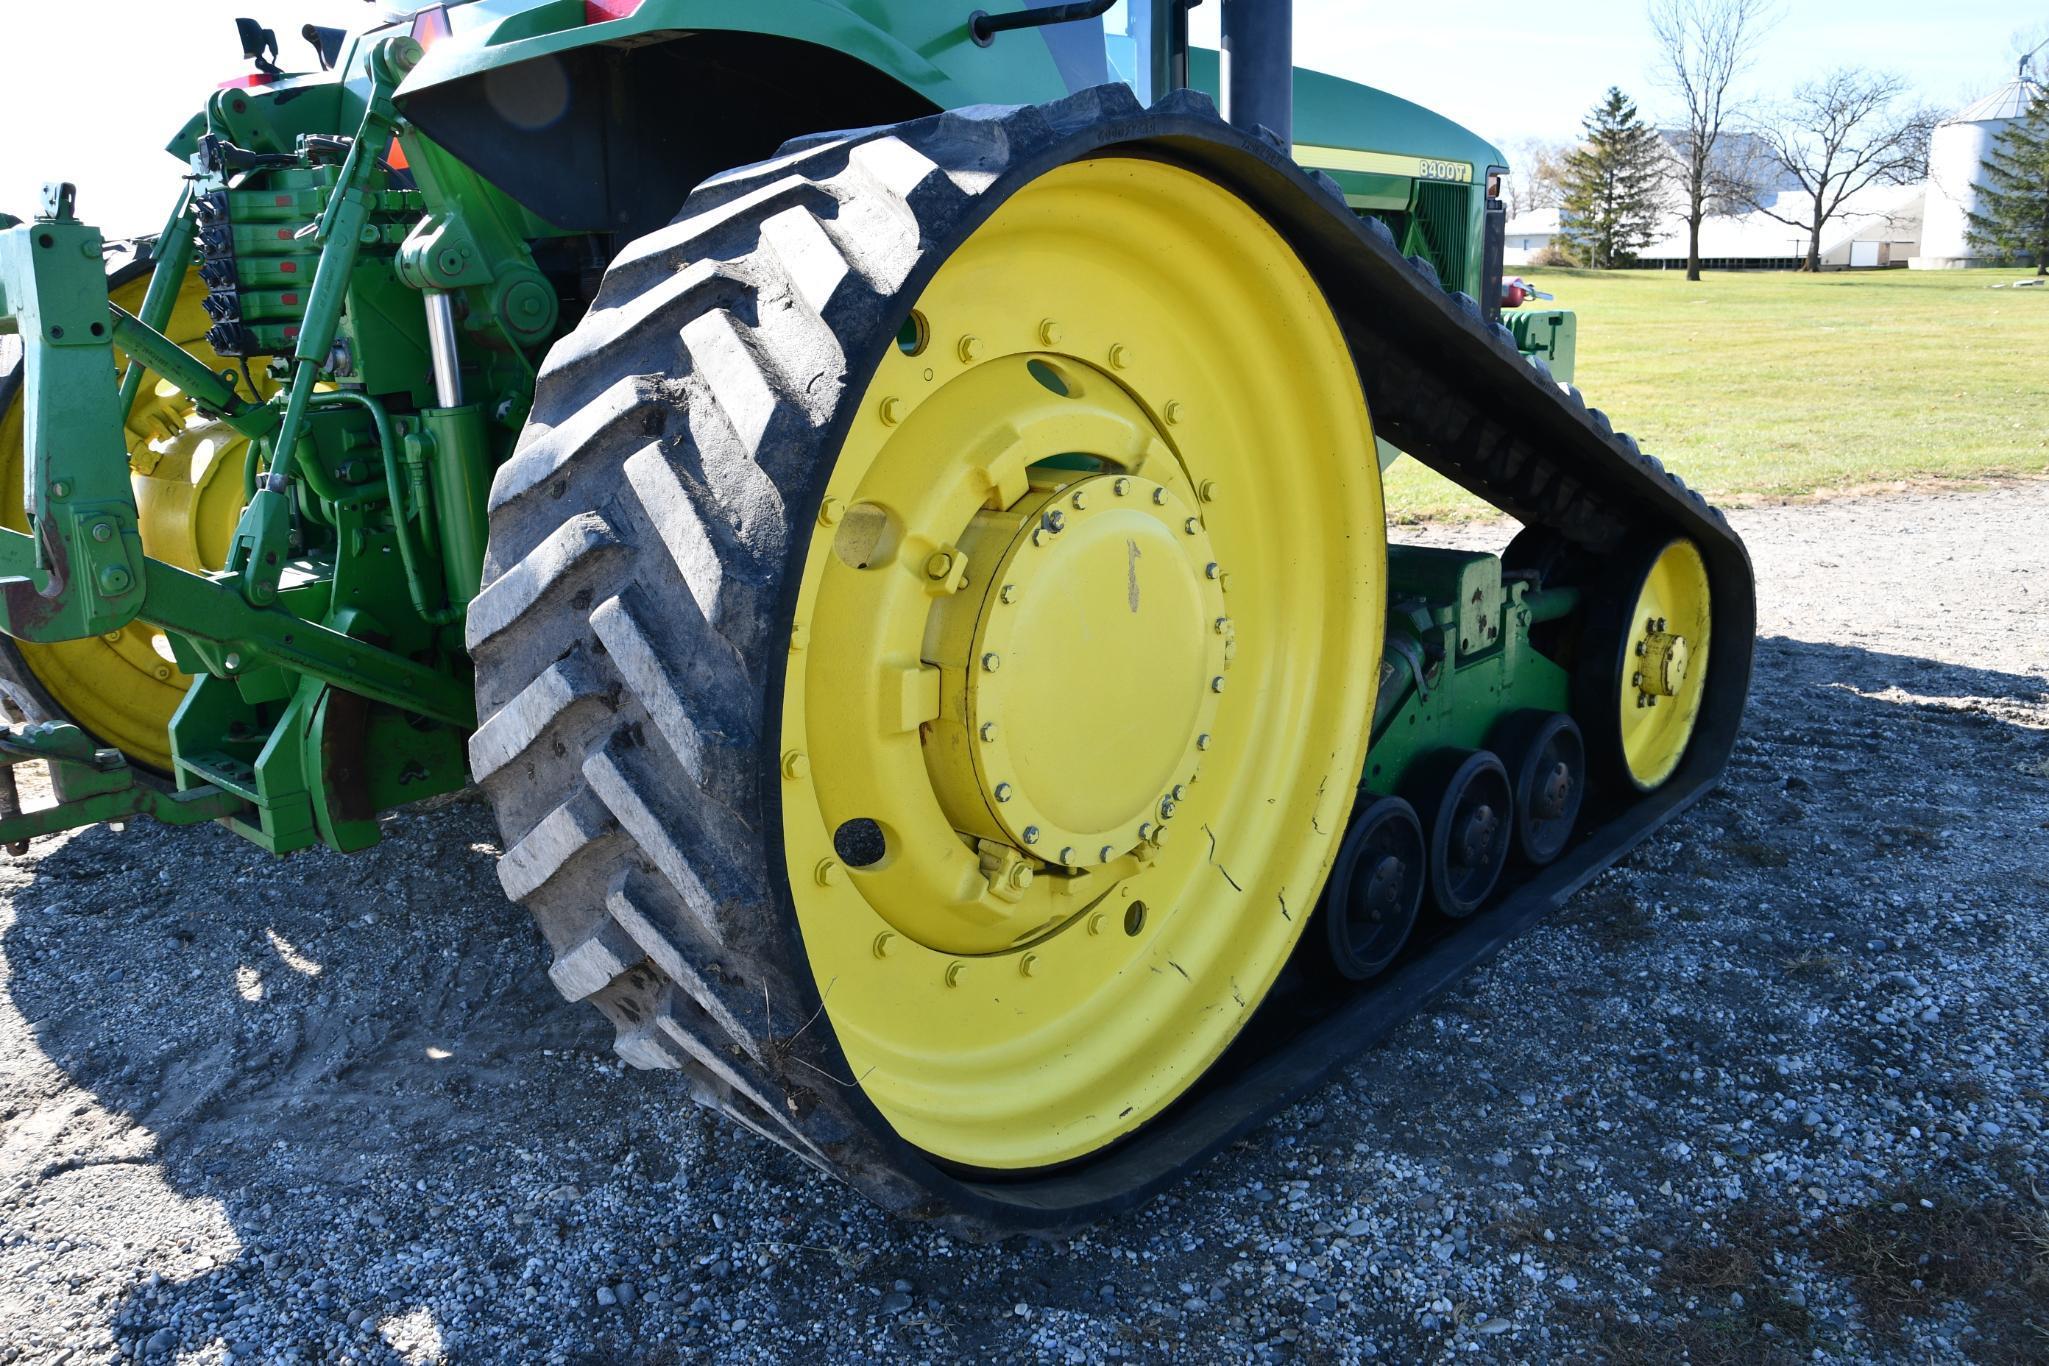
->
[778, 157, 1385, 1169]
[1617, 538, 1712, 790]
[0, 268, 261, 770]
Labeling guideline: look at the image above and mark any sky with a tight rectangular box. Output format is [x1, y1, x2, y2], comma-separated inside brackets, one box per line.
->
[1, 1, 2041, 236]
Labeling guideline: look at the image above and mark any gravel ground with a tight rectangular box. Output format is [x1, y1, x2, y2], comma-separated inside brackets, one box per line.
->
[1, 483, 2045, 1364]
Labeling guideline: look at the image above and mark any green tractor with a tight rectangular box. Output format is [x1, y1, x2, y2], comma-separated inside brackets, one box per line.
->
[0, 0, 1752, 1230]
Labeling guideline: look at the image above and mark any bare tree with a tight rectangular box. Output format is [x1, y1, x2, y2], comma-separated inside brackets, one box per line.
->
[1504, 137, 1571, 217]
[1649, 0, 1776, 280]
[1745, 69, 1935, 272]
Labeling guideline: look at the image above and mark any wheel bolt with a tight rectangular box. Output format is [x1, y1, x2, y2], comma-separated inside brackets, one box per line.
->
[1159, 799, 1176, 821]
[1045, 509, 1065, 532]
[1022, 825, 1041, 844]
[1139, 823, 1154, 842]
[1000, 583, 1018, 603]
[1205, 562, 1220, 579]
[945, 962, 965, 987]
[1059, 845, 1075, 864]
[872, 931, 895, 958]
[1008, 862, 1034, 891]
[1198, 479, 1219, 502]
[1109, 344, 1132, 370]
[1039, 319, 1063, 346]
[979, 721, 999, 742]
[1099, 845, 1115, 862]
[1196, 733, 1211, 750]
[1113, 477, 1131, 497]
[995, 782, 1014, 802]
[1071, 490, 1088, 510]
[1184, 517, 1200, 535]
[1151, 487, 1168, 505]
[1210, 675, 1226, 693]
[1172, 784, 1186, 800]
[925, 551, 954, 580]
[780, 750, 808, 780]
[957, 334, 983, 363]
[879, 395, 905, 425]
[982, 652, 1001, 672]
[815, 859, 842, 887]
[817, 496, 844, 527]
[1019, 953, 1041, 977]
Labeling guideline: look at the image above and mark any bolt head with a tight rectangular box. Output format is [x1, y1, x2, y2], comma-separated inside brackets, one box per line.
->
[1214, 616, 1231, 635]
[945, 962, 965, 988]
[1151, 487, 1168, 506]
[1158, 798, 1176, 821]
[1164, 400, 1185, 425]
[1038, 319, 1063, 346]
[97, 564, 132, 594]
[872, 932, 895, 959]
[816, 496, 844, 527]
[1172, 784, 1186, 800]
[1070, 490, 1087, 510]
[879, 395, 905, 425]
[781, 750, 809, 780]
[814, 859, 842, 887]
[1045, 509, 1066, 531]
[1196, 733, 1211, 751]
[957, 334, 984, 363]
[981, 652, 1002, 672]
[999, 583, 1018, 604]
[1058, 845, 1075, 863]
[1138, 822, 1154, 842]
[1018, 953, 1040, 977]
[1098, 845, 1115, 863]
[1184, 517, 1200, 535]
[1210, 675, 1226, 693]
[49, 481, 69, 499]
[1205, 562, 1221, 580]
[1112, 477, 1131, 497]
[1198, 479, 1219, 502]
[1108, 344, 1131, 370]
[979, 721, 999, 743]
[994, 782, 1014, 802]
[924, 550, 954, 580]
[90, 522, 114, 543]
[1008, 862, 1034, 889]
[1022, 825, 1041, 845]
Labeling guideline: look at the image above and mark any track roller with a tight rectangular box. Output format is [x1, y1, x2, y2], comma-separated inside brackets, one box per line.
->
[1490, 710, 1586, 866]
[1319, 795, 1425, 980]
[1411, 749, 1513, 918]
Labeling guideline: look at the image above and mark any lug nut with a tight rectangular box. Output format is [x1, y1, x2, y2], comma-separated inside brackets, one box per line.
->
[815, 859, 842, 887]
[925, 551, 955, 580]
[1159, 798, 1177, 821]
[1045, 509, 1065, 532]
[1098, 845, 1115, 862]
[999, 583, 1018, 604]
[1059, 846, 1075, 864]
[872, 931, 895, 958]
[1071, 490, 1088, 510]
[1164, 400, 1185, 425]
[982, 652, 1001, 672]
[879, 395, 905, 425]
[1184, 517, 1200, 535]
[945, 962, 966, 987]
[994, 782, 1014, 802]
[1198, 479, 1219, 502]
[1022, 825, 1041, 844]
[979, 722, 999, 742]
[1138, 822, 1154, 842]
[1151, 487, 1168, 505]
[1008, 862, 1034, 890]
[1108, 343, 1132, 369]
[1205, 562, 1220, 579]
[1113, 477, 1131, 497]
[1172, 784, 1186, 800]
[781, 750, 809, 780]
[817, 496, 844, 527]
[1039, 319, 1063, 346]
[1210, 675, 1226, 693]
[957, 334, 983, 363]
[1196, 733, 1212, 751]
[1019, 953, 1040, 977]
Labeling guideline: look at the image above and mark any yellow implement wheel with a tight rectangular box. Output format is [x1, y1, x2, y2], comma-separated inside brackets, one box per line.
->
[1613, 537, 1712, 790]
[778, 157, 1385, 1170]
[0, 264, 260, 769]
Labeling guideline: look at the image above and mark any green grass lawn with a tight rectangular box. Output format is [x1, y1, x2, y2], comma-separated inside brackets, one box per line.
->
[1382, 267, 2049, 521]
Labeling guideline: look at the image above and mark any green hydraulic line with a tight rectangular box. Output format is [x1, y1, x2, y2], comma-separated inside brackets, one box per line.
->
[116, 184, 197, 424]
[305, 390, 462, 626]
[107, 306, 278, 442]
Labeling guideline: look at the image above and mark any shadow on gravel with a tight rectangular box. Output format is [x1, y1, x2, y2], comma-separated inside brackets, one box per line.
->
[0, 634, 2044, 1360]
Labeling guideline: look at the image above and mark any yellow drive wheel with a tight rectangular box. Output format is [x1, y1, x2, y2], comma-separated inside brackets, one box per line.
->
[1604, 537, 1712, 791]
[778, 157, 1385, 1169]
[0, 264, 261, 770]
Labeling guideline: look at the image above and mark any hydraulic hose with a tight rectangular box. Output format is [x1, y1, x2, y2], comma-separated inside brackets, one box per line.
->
[304, 390, 463, 626]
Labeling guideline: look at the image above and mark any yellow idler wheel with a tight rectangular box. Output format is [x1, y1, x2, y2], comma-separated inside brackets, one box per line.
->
[0, 264, 261, 770]
[781, 156, 1385, 1169]
[1611, 537, 1712, 791]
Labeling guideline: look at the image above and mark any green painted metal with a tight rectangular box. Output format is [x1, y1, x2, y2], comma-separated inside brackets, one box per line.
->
[0, 722, 247, 844]
[1362, 548, 1574, 798]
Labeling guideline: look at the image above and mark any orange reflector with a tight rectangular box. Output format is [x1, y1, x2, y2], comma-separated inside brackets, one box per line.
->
[586, 1, 645, 21]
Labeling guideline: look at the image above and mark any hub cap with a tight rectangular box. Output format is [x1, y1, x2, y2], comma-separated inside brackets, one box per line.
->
[1618, 538, 1713, 790]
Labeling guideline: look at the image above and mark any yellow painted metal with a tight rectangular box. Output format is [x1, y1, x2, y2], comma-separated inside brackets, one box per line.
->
[0, 269, 262, 769]
[1618, 538, 1712, 791]
[778, 157, 1385, 1169]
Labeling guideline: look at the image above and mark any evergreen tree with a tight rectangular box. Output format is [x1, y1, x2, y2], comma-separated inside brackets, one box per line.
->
[1559, 87, 1670, 268]
[1965, 90, 2049, 273]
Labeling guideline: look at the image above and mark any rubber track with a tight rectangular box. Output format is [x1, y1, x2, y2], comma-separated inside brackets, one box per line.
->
[469, 84, 1756, 1233]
